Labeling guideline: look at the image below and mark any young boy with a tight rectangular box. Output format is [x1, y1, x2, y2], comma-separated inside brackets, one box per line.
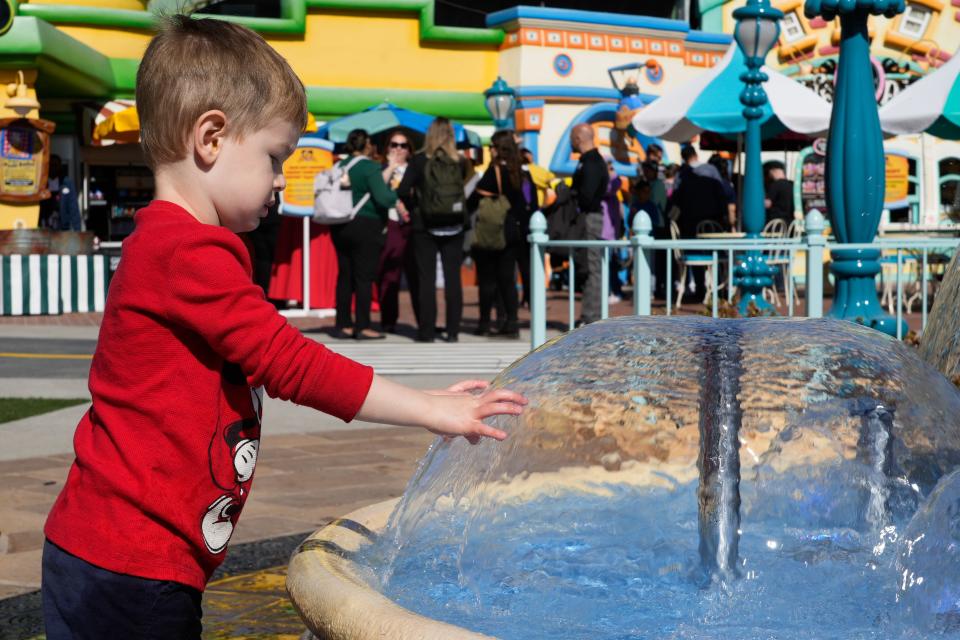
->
[41, 15, 526, 639]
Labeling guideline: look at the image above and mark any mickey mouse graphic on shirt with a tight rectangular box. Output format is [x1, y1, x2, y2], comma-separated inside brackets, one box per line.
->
[201, 361, 264, 555]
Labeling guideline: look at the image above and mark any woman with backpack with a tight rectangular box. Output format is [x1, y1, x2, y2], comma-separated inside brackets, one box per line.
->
[396, 117, 471, 343]
[330, 129, 397, 340]
[468, 130, 535, 340]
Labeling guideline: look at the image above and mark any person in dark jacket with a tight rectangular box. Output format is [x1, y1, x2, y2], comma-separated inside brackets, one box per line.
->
[467, 130, 534, 339]
[376, 129, 417, 334]
[396, 117, 470, 342]
[764, 160, 795, 225]
[668, 167, 727, 298]
[570, 123, 609, 325]
[331, 129, 397, 340]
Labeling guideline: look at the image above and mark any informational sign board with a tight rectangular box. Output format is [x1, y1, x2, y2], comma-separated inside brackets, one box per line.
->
[884, 154, 910, 207]
[279, 137, 334, 217]
[0, 118, 55, 203]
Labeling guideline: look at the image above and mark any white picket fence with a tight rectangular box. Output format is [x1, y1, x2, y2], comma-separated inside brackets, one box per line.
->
[0, 254, 110, 316]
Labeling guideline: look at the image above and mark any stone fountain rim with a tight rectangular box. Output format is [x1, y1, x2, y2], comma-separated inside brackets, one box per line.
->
[286, 498, 495, 640]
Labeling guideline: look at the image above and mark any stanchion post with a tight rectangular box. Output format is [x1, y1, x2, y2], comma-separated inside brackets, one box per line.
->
[804, 209, 825, 318]
[631, 210, 652, 316]
[528, 210, 549, 349]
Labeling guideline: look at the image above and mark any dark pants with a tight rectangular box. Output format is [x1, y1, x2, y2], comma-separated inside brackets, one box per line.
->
[248, 209, 281, 298]
[581, 211, 604, 324]
[376, 220, 418, 330]
[474, 245, 519, 333]
[42, 540, 202, 640]
[412, 230, 463, 340]
[515, 240, 531, 307]
[608, 249, 623, 298]
[331, 216, 386, 332]
[653, 224, 670, 298]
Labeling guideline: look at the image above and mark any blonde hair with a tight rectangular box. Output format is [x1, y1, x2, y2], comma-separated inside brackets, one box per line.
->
[424, 117, 458, 160]
[136, 15, 307, 169]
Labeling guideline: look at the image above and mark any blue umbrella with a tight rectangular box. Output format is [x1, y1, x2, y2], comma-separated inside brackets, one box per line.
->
[309, 102, 475, 146]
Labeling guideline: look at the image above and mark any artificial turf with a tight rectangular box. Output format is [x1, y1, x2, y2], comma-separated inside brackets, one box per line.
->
[0, 398, 88, 425]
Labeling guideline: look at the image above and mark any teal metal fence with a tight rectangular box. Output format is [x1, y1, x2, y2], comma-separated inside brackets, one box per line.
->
[527, 209, 960, 349]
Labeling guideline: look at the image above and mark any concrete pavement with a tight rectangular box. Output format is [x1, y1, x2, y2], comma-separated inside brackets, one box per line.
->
[0, 317, 538, 613]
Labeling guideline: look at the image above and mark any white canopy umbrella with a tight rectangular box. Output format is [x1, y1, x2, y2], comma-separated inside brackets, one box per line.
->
[632, 43, 832, 141]
[879, 50, 960, 139]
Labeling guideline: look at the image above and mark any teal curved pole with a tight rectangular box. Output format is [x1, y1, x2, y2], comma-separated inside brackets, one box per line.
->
[735, 64, 776, 314]
[805, 0, 906, 336]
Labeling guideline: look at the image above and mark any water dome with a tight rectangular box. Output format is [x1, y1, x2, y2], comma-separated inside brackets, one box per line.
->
[345, 317, 960, 639]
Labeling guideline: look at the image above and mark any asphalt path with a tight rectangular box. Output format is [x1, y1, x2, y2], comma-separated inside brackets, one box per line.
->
[0, 338, 95, 379]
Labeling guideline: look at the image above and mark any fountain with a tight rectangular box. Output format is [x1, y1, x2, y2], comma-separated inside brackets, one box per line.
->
[287, 317, 960, 639]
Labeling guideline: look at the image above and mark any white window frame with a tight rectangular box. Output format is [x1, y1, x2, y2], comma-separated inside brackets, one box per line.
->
[781, 12, 806, 43]
[899, 4, 933, 39]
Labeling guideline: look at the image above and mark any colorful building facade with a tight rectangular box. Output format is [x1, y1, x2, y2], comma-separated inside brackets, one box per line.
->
[703, 0, 960, 227]
[0, 0, 957, 232]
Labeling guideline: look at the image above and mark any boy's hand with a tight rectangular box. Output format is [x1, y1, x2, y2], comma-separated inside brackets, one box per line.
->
[354, 375, 526, 445]
[426, 379, 489, 396]
[424, 387, 527, 444]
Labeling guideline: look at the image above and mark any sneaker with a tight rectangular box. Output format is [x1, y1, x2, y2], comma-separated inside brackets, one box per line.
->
[608, 294, 622, 304]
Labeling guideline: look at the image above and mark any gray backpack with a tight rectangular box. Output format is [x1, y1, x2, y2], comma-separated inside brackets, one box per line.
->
[313, 156, 370, 225]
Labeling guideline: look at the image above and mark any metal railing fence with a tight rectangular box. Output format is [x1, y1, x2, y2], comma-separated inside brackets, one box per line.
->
[527, 209, 960, 349]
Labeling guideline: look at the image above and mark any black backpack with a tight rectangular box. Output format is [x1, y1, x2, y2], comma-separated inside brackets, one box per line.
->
[420, 149, 465, 227]
[545, 181, 587, 270]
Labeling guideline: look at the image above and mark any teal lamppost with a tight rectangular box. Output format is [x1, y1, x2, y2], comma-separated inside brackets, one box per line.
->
[732, 0, 782, 314]
[805, 0, 906, 335]
[484, 76, 517, 131]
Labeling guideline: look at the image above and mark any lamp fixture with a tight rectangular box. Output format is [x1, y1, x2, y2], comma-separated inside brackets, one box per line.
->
[5, 70, 39, 117]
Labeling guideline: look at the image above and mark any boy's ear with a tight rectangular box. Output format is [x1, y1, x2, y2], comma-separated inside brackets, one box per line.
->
[193, 110, 228, 167]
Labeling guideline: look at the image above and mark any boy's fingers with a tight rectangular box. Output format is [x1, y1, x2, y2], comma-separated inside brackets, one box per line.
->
[482, 389, 528, 405]
[478, 402, 524, 420]
[475, 423, 508, 441]
[448, 380, 489, 393]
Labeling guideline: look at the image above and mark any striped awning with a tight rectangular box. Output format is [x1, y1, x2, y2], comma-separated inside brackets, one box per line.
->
[92, 101, 318, 145]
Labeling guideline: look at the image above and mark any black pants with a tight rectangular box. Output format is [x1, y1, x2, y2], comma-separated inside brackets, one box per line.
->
[515, 240, 531, 307]
[42, 540, 202, 640]
[331, 216, 386, 332]
[247, 210, 281, 297]
[474, 245, 519, 333]
[412, 230, 463, 340]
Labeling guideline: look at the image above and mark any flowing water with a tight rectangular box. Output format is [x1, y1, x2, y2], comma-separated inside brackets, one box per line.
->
[357, 318, 960, 639]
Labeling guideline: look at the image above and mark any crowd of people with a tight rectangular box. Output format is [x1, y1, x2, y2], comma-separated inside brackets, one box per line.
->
[315, 118, 546, 342]
[295, 118, 797, 340]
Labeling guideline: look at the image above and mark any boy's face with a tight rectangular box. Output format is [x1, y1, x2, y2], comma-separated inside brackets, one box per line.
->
[206, 118, 300, 233]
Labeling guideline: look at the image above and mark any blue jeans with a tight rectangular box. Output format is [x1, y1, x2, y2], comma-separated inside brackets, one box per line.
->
[42, 540, 202, 640]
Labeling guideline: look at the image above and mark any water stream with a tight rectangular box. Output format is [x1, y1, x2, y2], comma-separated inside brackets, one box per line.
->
[359, 318, 960, 639]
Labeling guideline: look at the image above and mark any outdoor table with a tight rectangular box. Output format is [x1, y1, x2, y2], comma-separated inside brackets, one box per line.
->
[697, 231, 745, 239]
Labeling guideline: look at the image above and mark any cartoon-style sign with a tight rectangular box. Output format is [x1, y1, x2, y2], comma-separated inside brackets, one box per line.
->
[200, 361, 263, 555]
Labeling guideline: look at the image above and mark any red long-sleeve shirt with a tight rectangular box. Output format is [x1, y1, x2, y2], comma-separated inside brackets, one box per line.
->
[45, 201, 373, 591]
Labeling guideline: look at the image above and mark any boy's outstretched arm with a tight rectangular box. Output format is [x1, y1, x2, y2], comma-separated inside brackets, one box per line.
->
[355, 375, 527, 444]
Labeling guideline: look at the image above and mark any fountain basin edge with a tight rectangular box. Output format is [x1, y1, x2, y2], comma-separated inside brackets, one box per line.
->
[286, 498, 494, 640]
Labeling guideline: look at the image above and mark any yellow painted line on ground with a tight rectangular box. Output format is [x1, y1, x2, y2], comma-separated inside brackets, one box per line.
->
[0, 352, 93, 360]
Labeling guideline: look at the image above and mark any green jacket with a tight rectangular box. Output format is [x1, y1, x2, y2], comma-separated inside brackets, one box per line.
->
[342, 156, 397, 223]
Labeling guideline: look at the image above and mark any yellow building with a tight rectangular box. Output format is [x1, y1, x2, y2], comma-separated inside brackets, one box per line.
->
[0, 1, 731, 236]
